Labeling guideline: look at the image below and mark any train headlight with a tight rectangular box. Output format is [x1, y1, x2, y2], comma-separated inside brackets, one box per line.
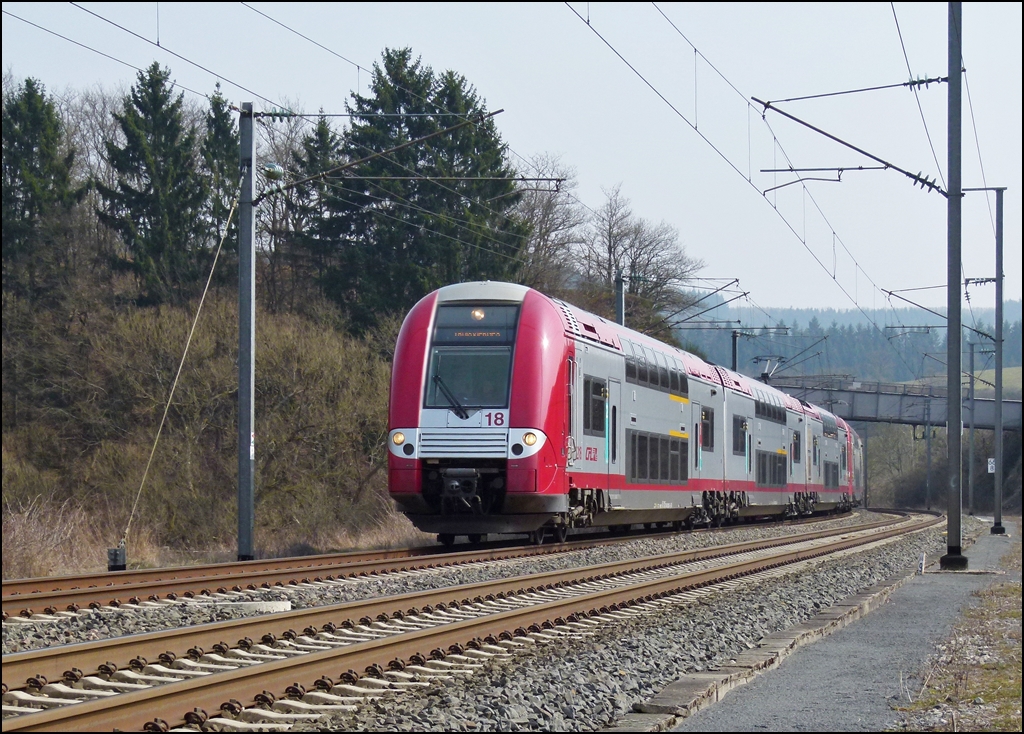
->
[392, 432, 406, 446]
[523, 432, 538, 446]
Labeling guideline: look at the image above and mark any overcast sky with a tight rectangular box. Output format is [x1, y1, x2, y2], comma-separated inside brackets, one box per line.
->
[3, 2, 1020, 324]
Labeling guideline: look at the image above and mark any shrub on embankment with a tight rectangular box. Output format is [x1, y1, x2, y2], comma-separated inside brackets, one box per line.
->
[2, 295, 405, 578]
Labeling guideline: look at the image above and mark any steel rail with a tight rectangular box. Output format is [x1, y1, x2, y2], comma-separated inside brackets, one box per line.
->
[2, 515, 903, 696]
[1, 512, 855, 616]
[1, 538, 609, 612]
[2, 514, 938, 732]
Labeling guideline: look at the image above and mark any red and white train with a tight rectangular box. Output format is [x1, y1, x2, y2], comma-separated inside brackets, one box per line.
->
[388, 282, 862, 544]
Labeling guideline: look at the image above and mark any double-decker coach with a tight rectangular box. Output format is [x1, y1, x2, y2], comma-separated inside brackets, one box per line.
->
[388, 282, 859, 545]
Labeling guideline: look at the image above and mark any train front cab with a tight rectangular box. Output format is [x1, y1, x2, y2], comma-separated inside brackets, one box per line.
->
[387, 283, 569, 537]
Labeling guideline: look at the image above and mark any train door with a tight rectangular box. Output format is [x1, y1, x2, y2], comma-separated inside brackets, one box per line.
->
[607, 379, 621, 505]
[578, 352, 611, 489]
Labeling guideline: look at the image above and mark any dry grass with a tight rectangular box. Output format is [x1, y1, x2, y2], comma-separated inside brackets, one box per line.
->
[2, 495, 437, 580]
[3, 297, 405, 579]
[898, 517, 1023, 732]
[1, 494, 204, 579]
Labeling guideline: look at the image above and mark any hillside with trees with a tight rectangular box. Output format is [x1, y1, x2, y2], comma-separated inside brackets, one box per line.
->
[2, 51, 703, 576]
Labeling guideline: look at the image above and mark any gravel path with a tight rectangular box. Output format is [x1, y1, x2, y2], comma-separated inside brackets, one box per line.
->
[672, 518, 1006, 733]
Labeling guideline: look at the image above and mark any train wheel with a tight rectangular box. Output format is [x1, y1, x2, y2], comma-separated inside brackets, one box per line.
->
[438, 533, 455, 547]
[468, 534, 484, 544]
[529, 527, 546, 546]
[554, 525, 569, 543]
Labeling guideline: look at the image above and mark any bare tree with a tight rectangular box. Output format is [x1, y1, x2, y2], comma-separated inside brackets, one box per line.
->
[253, 103, 313, 313]
[578, 185, 703, 338]
[512, 153, 585, 296]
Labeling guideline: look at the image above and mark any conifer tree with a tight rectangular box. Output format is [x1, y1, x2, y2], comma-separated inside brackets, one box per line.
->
[97, 63, 208, 305]
[331, 48, 526, 331]
[2, 78, 82, 302]
[288, 114, 345, 293]
[202, 83, 239, 259]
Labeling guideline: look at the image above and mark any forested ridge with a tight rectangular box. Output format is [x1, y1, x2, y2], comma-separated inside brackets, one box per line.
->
[3, 51, 1020, 576]
[688, 309, 1022, 385]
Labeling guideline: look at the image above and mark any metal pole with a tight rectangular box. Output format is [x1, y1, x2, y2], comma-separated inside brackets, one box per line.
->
[926, 403, 932, 511]
[862, 423, 869, 509]
[941, 2, 967, 569]
[238, 103, 256, 561]
[615, 271, 625, 326]
[732, 330, 739, 372]
[992, 188, 1005, 534]
[968, 340, 975, 515]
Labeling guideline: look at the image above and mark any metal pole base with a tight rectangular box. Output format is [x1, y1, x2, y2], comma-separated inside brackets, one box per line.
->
[238, 554, 255, 562]
[990, 524, 1006, 535]
[939, 547, 969, 570]
[107, 546, 127, 572]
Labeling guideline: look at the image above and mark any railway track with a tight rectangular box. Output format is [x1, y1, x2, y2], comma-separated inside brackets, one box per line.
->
[1, 512, 938, 732]
[1, 513, 846, 618]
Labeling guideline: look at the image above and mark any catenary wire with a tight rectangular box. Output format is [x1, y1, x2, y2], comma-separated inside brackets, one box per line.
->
[632, 3, 922, 377]
[1, 9, 213, 102]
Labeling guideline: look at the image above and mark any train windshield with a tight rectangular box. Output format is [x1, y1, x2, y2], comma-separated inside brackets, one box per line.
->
[425, 304, 519, 410]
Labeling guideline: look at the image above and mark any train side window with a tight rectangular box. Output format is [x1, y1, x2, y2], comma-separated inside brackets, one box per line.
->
[656, 353, 670, 391]
[660, 437, 670, 480]
[611, 406, 618, 462]
[643, 347, 659, 389]
[629, 432, 637, 480]
[637, 434, 649, 480]
[841, 445, 847, 472]
[680, 439, 689, 481]
[583, 377, 592, 433]
[583, 376, 606, 437]
[701, 407, 715, 452]
[567, 358, 575, 438]
[669, 438, 681, 481]
[792, 430, 801, 464]
[624, 342, 637, 383]
[756, 450, 788, 487]
[670, 366, 680, 394]
[636, 348, 649, 385]
[824, 461, 840, 488]
[773, 453, 786, 486]
[732, 415, 747, 456]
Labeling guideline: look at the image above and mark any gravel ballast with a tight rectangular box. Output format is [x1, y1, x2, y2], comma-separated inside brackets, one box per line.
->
[3, 513, 971, 733]
[292, 521, 962, 732]
[2, 511, 876, 654]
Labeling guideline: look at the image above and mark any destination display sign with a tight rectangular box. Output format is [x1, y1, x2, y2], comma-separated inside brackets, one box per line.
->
[433, 304, 519, 344]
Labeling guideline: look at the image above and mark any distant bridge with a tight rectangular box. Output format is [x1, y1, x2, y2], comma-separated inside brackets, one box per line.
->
[770, 377, 1022, 431]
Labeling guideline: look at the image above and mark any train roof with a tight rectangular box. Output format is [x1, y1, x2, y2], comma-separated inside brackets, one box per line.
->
[429, 281, 848, 429]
